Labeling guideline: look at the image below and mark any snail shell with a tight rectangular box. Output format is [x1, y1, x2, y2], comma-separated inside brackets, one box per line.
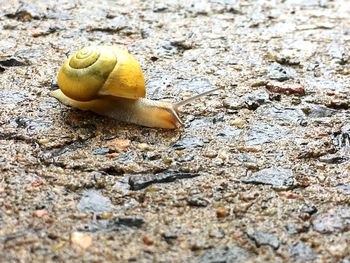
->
[57, 46, 145, 101]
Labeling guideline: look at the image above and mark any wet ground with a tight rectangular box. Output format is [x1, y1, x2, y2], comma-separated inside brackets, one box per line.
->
[1, 0, 350, 262]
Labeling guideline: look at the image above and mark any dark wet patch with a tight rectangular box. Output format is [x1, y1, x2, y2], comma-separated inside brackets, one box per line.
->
[301, 104, 337, 118]
[92, 147, 110, 155]
[244, 89, 271, 109]
[242, 167, 295, 187]
[128, 170, 201, 190]
[268, 62, 297, 81]
[42, 139, 89, 158]
[81, 216, 145, 232]
[15, 48, 46, 60]
[335, 184, 350, 195]
[188, 246, 252, 263]
[162, 231, 178, 244]
[189, 117, 214, 131]
[0, 58, 27, 67]
[319, 153, 349, 164]
[246, 229, 280, 250]
[223, 90, 272, 111]
[312, 207, 350, 234]
[156, 39, 193, 57]
[0, 228, 43, 244]
[5, 5, 41, 21]
[245, 122, 292, 146]
[0, 90, 31, 104]
[328, 42, 348, 65]
[9, 117, 53, 134]
[325, 99, 349, 110]
[187, 195, 210, 207]
[235, 153, 257, 164]
[86, 17, 135, 35]
[157, 40, 182, 57]
[291, 242, 317, 261]
[284, 223, 309, 235]
[215, 126, 241, 141]
[332, 124, 350, 150]
[176, 152, 197, 162]
[116, 151, 137, 163]
[142, 151, 161, 161]
[112, 216, 145, 228]
[172, 135, 206, 150]
[257, 105, 305, 123]
[77, 189, 113, 214]
[300, 204, 318, 215]
[174, 78, 213, 94]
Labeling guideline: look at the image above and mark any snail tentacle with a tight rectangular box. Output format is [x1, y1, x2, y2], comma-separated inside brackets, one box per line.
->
[174, 87, 224, 110]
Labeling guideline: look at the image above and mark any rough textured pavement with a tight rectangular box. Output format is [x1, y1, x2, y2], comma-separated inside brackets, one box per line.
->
[1, 0, 350, 262]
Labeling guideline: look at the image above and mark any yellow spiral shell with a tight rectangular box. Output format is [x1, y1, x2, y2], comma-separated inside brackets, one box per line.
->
[57, 46, 146, 101]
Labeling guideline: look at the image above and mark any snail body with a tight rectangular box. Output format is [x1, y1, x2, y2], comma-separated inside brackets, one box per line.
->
[51, 45, 221, 129]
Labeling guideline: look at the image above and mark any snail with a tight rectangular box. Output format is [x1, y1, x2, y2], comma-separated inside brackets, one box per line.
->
[51, 45, 221, 129]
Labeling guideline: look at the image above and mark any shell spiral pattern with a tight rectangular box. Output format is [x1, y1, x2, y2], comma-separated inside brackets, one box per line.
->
[57, 46, 146, 102]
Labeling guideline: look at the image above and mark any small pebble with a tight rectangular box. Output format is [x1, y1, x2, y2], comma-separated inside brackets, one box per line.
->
[218, 151, 229, 161]
[97, 212, 113, 220]
[70, 213, 89, 219]
[209, 228, 225, 239]
[229, 118, 247, 127]
[33, 210, 48, 218]
[216, 207, 228, 218]
[38, 138, 50, 145]
[52, 241, 66, 251]
[187, 196, 209, 207]
[31, 181, 44, 187]
[300, 204, 317, 215]
[5, 210, 13, 216]
[106, 152, 119, 158]
[142, 236, 154, 245]
[266, 81, 305, 95]
[137, 143, 151, 151]
[251, 80, 268, 88]
[223, 97, 246, 110]
[163, 157, 173, 165]
[202, 150, 218, 158]
[105, 138, 131, 151]
[278, 191, 298, 199]
[71, 232, 92, 250]
[327, 243, 348, 258]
